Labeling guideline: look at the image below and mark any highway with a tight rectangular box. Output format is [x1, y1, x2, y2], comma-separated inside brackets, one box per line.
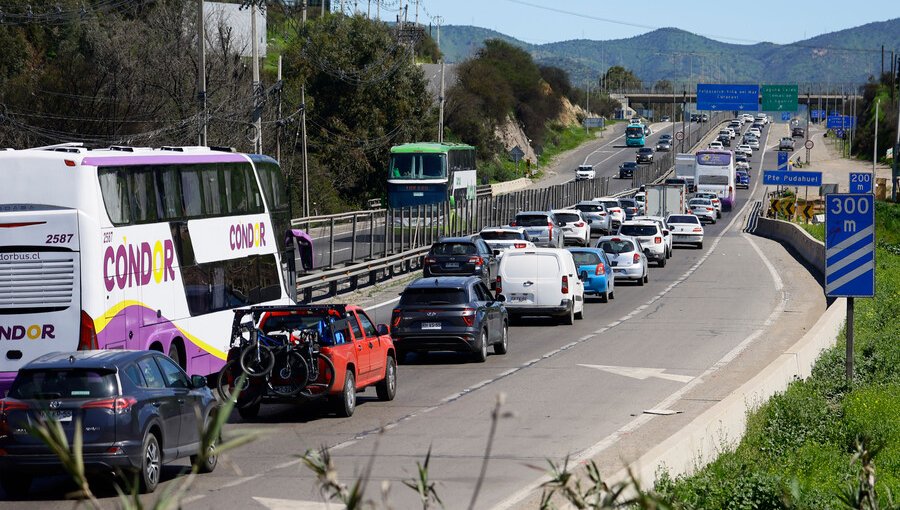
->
[4, 120, 828, 508]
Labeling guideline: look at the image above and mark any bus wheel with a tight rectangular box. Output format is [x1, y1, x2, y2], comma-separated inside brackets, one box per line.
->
[168, 340, 186, 370]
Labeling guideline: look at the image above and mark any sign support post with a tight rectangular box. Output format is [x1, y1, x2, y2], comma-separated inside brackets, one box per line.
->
[846, 297, 854, 381]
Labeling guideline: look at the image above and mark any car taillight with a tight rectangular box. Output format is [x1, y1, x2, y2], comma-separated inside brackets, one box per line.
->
[461, 308, 476, 327]
[391, 309, 402, 328]
[561, 275, 569, 294]
[595, 263, 606, 275]
[655, 236, 662, 244]
[495, 276, 502, 294]
[514, 243, 526, 249]
[707, 207, 714, 211]
[79, 310, 98, 350]
[598, 212, 607, 216]
[0, 399, 29, 414]
[82, 396, 137, 414]
[547, 221, 553, 238]
[693, 227, 703, 232]
[575, 222, 585, 227]
[633, 253, 641, 264]
[509, 221, 516, 227]
[468, 256, 483, 267]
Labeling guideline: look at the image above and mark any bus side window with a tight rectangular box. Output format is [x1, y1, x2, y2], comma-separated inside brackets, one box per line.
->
[98, 168, 131, 225]
[200, 167, 224, 216]
[180, 168, 204, 218]
[156, 166, 182, 220]
[129, 170, 158, 223]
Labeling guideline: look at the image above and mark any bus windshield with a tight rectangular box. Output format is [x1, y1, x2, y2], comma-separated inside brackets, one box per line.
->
[389, 153, 446, 180]
[626, 126, 644, 138]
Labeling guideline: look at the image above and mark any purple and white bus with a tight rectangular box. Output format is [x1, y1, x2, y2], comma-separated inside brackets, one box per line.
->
[0, 144, 295, 394]
[695, 149, 736, 211]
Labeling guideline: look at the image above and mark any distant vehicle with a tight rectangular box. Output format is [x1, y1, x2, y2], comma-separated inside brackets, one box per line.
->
[694, 192, 723, 218]
[619, 161, 638, 178]
[666, 214, 705, 249]
[700, 113, 709, 122]
[690, 113, 700, 122]
[661, 115, 671, 122]
[754, 114, 768, 125]
[552, 209, 591, 247]
[633, 192, 646, 214]
[575, 164, 596, 181]
[567, 248, 616, 302]
[594, 198, 625, 230]
[643, 125, 652, 136]
[618, 198, 641, 220]
[632, 215, 673, 257]
[659, 133, 673, 142]
[746, 138, 760, 150]
[688, 198, 717, 223]
[720, 128, 735, 140]
[573, 201, 612, 234]
[392, 276, 508, 362]
[617, 221, 668, 267]
[792, 127, 805, 138]
[675, 153, 696, 192]
[511, 211, 563, 248]
[479, 227, 536, 258]
[656, 140, 672, 151]
[736, 145, 753, 158]
[0, 350, 219, 495]
[695, 149, 735, 211]
[736, 170, 751, 189]
[388, 142, 477, 208]
[636, 147, 654, 163]
[644, 184, 686, 219]
[708, 141, 724, 150]
[779, 137, 795, 151]
[631, 117, 643, 124]
[496, 248, 585, 323]
[748, 127, 762, 138]
[626, 123, 646, 147]
[423, 237, 498, 289]
[735, 159, 751, 172]
[716, 134, 731, 147]
[595, 236, 650, 285]
[742, 113, 754, 123]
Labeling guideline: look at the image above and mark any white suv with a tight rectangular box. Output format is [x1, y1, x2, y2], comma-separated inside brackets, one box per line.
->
[617, 220, 668, 267]
[575, 164, 596, 181]
[632, 215, 673, 259]
[552, 209, 591, 246]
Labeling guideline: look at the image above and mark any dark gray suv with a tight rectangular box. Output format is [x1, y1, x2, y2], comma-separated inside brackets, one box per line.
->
[0, 350, 218, 497]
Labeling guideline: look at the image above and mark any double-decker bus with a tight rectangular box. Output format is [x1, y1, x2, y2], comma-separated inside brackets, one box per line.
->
[0, 144, 296, 393]
[694, 149, 736, 211]
[387, 143, 477, 208]
[625, 123, 646, 147]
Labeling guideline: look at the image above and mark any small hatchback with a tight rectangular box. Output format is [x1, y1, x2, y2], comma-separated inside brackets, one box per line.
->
[0, 350, 218, 496]
[567, 248, 615, 302]
[392, 277, 508, 362]
[595, 236, 650, 285]
[511, 211, 563, 248]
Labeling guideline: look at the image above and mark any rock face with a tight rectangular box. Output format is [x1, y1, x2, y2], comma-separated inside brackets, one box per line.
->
[494, 116, 537, 164]
[555, 95, 587, 126]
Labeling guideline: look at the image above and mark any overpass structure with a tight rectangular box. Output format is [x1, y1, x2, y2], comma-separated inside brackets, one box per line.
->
[624, 91, 861, 110]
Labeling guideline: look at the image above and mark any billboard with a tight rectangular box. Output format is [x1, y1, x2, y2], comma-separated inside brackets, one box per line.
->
[696, 84, 759, 111]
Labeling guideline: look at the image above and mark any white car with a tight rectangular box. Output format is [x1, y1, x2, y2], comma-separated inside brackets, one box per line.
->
[755, 115, 768, 125]
[725, 127, 736, 139]
[479, 227, 536, 257]
[497, 248, 585, 323]
[596, 235, 650, 285]
[594, 197, 626, 231]
[748, 127, 762, 138]
[708, 141, 724, 150]
[736, 145, 753, 157]
[632, 215, 673, 258]
[688, 198, 717, 223]
[666, 213, 704, 249]
[575, 164, 595, 181]
[735, 160, 751, 172]
[694, 192, 722, 217]
[552, 209, 591, 246]
[633, 192, 646, 214]
[573, 201, 611, 235]
[742, 113, 754, 123]
[617, 220, 668, 267]
[746, 137, 760, 150]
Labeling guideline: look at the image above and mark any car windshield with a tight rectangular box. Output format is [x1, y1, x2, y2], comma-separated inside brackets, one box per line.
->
[432, 242, 476, 255]
[619, 225, 658, 236]
[10, 369, 118, 400]
[598, 240, 635, 254]
[480, 231, 524, 241]
[619, 200, 637, 207]
[571, 251, 601, 266]
[639, 149, 653, 154]
[690, 199, 712, 206]
[601, 201, 620, 209]
[622, 162, 637, 168]
[262, 313, 352, 345]
[555, 213, 581, 223]
[668, 215, 699, 224]
[400, 288, 468, 305]
[515, 214, 550, 227]
[575, 203, 603, 212]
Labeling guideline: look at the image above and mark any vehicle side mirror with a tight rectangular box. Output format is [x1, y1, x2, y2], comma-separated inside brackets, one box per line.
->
[376, 324, 390, 336]
[663, 230, 670, 236]
[495, 294, 506, 302]
[579, 271, 588, 282]
[493, 249, 501, 256]
[191, 375, 208, 389]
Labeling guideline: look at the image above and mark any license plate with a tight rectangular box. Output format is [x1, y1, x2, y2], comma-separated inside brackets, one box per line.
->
[421, 322, 441, 330]
[614, 269, 626, 274]
[509, 293, 531, 303]
[43, 410, 73, 422]
[444, 262, 459, 268]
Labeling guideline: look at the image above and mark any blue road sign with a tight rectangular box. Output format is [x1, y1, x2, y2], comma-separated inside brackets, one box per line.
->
[835, 129, 845, 138]
[849, 172, 873, 193]
[781, 111, 792, 121]
[811, 109, 826, 120]
[777, 151, 789, 170]
[763, 170, 823, 186]
[826, 115, 856, 129]
[696, 84, 759, 111]
[825, 193, 875, 297]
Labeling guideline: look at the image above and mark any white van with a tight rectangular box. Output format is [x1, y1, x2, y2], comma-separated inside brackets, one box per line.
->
[496, 248, 585, 324]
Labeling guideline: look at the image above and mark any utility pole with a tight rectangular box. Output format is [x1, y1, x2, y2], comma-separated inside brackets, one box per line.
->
[321, 0, 325, 16]
[873, 99, 879, 173]
[276, 55, 283, 164]
[301, 85, 310, 216]
[376, 0, 379, 19]
[414, 0, 419, 25]
[302, 0, 307, 23]
[682, 89, 687, 153]
[197, 0, 207, 146]
[433, 15, 442, 48]
[806, 90, 811, 164]
[438, 61, 445, 142]
[251, 1, 262, 153]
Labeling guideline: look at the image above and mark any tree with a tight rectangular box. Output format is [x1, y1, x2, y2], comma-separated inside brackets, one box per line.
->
[654, 79, 673, 93]
[602, 65, 642, 92]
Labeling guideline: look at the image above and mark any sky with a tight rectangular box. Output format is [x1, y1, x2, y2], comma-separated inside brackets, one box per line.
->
[375, 0, 898, 46]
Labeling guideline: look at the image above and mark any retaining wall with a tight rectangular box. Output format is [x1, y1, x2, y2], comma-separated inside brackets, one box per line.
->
[752, 217, 825, 275]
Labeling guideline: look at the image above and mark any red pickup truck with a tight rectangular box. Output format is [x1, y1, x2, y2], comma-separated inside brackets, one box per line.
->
[222, 304, 397, 419]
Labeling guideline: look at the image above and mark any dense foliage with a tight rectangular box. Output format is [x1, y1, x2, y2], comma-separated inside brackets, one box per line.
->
[851, 73, 900, 163]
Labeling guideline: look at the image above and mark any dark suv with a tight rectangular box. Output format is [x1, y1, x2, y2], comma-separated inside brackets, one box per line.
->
[619, 161, 638, 178]
[391, 276, 508, 362]
[423, 236, 498, 289]
[0, 350, 218, 496]
[792, 127, 805, 137]
[636, 147, 654, 164]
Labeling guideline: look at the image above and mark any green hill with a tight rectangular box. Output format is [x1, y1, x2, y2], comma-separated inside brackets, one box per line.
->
[440, 18, 900, 86]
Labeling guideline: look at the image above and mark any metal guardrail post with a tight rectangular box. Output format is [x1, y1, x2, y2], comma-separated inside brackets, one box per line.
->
[369, 211, 375, 260]
[329, 217, 336, 268]
[350, 214, 358, 263]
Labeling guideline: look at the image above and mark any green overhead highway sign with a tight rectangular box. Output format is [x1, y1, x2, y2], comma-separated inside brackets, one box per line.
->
[761, 84, 798, 112]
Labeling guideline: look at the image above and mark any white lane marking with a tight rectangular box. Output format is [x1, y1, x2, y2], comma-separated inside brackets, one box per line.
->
[578, 364, 695, 383]
[217, 474, 262, 489]
[253, 497, 332, 510]
[364, 296, 401, 312]
[181, 495, 206, 505]
[271, 458, 304, 470]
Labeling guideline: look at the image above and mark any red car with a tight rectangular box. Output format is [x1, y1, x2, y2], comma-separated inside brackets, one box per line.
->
[222, 304, 397, 418]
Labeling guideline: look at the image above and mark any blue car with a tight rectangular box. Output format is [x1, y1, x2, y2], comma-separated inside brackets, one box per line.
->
[736, 170, 750, 189]
[567, 248, 615, 302]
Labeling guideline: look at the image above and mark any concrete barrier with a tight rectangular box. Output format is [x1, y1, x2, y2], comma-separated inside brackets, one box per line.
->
[490, 178, 533, 196]
[752, 217, 824, 275]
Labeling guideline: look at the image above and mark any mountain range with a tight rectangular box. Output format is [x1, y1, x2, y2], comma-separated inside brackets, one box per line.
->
[438, 18, 900, 87]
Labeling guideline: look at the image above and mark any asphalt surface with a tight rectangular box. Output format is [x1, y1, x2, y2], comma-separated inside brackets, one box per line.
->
[1, 121, 828, 508]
